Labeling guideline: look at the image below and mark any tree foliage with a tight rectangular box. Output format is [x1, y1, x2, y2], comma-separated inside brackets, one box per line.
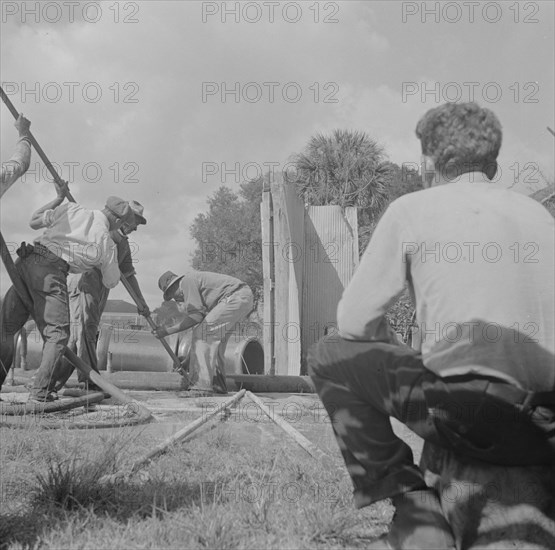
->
[358, 161, 423, 252]
[292, 129, 391, 214]
[152, 300, 183, 329]
[291, 129, 423, 253]
[189, 180, 263, 305]
[382, 161, 423, 203]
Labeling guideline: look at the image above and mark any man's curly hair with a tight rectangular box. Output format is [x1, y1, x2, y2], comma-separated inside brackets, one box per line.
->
[415, 102, 502, 179]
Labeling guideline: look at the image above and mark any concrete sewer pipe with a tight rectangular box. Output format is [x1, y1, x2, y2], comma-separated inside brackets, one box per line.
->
[17, 324, 265, 376]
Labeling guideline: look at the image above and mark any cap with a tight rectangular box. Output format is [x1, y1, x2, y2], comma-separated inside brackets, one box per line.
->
[158, 270, 185, 301]
[105, 196, 134, 224]
[129, 200, 147, 225]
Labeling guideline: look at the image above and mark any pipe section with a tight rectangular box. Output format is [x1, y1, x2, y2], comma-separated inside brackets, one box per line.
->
[21, 326, 264, 376]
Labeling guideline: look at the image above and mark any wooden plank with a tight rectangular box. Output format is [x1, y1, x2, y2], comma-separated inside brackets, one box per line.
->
[270, 182, 303, 375]
[246, 391, 329, 463]
[260, 187, 275, 374]
[281, 182, 305, 375]
[271, 183, 291, 375]
[99, 390, 247, 484]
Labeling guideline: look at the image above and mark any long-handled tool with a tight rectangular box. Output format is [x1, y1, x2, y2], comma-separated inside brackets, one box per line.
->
[1, 87, 182, 377]
[119, 276, 184, 373]
[0, 232, 151, 419]
[0, 86, 76, 201]
[0, 92, 153, 413]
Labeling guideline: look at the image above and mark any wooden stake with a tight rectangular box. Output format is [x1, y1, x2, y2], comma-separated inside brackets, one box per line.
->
[99, 389, 247, 484]
[245, 391, 329, 462]
[260, 184, 275, 374]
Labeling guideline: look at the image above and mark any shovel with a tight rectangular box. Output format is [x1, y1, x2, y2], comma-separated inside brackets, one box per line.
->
[119, 276, 187, 375]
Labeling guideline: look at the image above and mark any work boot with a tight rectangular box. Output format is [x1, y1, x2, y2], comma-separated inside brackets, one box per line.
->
[368, 489, 456, 550]
[78, 381, 110, 398]
[212, 371, 228, 395]
[29, 391, 58, 403]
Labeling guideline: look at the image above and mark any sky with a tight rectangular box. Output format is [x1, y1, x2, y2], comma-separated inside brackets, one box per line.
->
[1, 0, 554, 308]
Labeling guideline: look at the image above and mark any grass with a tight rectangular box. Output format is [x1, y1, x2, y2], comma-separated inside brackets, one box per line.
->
[0, 396, 423, 549]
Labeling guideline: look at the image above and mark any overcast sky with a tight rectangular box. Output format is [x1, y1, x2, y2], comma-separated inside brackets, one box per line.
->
[1, 0, 554, 307]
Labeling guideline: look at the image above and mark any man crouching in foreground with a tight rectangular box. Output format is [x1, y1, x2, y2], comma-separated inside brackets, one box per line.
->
[308, 102, 555, 550]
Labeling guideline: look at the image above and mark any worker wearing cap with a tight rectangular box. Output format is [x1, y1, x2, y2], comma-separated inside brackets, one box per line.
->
[0, 187, 135, 402]
[1, 114, 32, 199]
[156, 271, 254, 393]
[53, 201, 150, 392]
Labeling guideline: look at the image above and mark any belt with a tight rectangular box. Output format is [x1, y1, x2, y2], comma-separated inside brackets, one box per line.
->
[224, 284, 249, 298]
[233, 283, 248, 293]
[485, 382, 555, 412]
[32, 242, 70, 270]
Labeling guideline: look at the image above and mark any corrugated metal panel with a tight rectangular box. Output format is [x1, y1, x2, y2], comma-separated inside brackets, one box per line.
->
[264, 182, 359, 375]
[302, 206, 358, 370]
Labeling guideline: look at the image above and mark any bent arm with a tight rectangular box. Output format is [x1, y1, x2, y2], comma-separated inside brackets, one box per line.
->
[167, 311, 204, 334]
[99, 234, 122, 289]
[123, 273, 149, 313]
[116, 236, 150, 313]
[338, 202, 409, 342]
[29, 196, 65, 229]
[29, 181, 69, 229]
[1, 138, 31, 199]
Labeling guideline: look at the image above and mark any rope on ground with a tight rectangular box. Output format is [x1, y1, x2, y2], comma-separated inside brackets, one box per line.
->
[0, 392, 105, 415]
[0, 392, 153, 430]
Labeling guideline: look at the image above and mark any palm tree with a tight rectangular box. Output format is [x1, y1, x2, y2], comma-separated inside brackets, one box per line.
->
[291, 129, 391, 215]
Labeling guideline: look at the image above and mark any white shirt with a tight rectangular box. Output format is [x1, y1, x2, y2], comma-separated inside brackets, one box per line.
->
[34, 202, 121, 289]
[338, 173, 555, 391]
[1, 138, 31, 198]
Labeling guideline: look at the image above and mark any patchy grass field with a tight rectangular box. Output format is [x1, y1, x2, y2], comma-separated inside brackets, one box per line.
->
[0, 392, 423, 550]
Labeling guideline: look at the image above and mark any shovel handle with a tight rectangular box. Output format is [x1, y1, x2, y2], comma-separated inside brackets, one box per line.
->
[0, 86, 76, 202]
[119, 275, 183, 370]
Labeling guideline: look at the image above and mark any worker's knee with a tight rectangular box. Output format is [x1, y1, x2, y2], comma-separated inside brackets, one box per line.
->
[307, 335, 342, 379]
[43, 324, 70, 346]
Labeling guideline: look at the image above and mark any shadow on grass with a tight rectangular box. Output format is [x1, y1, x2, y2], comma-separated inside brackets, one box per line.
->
[0, 477, 207, 550]
[0, 512, 45, 550]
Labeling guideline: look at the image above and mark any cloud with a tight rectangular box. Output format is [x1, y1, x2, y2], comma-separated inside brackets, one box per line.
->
[1, 0, 553, 307]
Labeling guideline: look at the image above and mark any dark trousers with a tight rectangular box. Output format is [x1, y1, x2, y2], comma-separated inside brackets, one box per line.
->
[0, 250, 70, 397]
[54, 271, 107, 388]
[308, 336, 555, 508]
